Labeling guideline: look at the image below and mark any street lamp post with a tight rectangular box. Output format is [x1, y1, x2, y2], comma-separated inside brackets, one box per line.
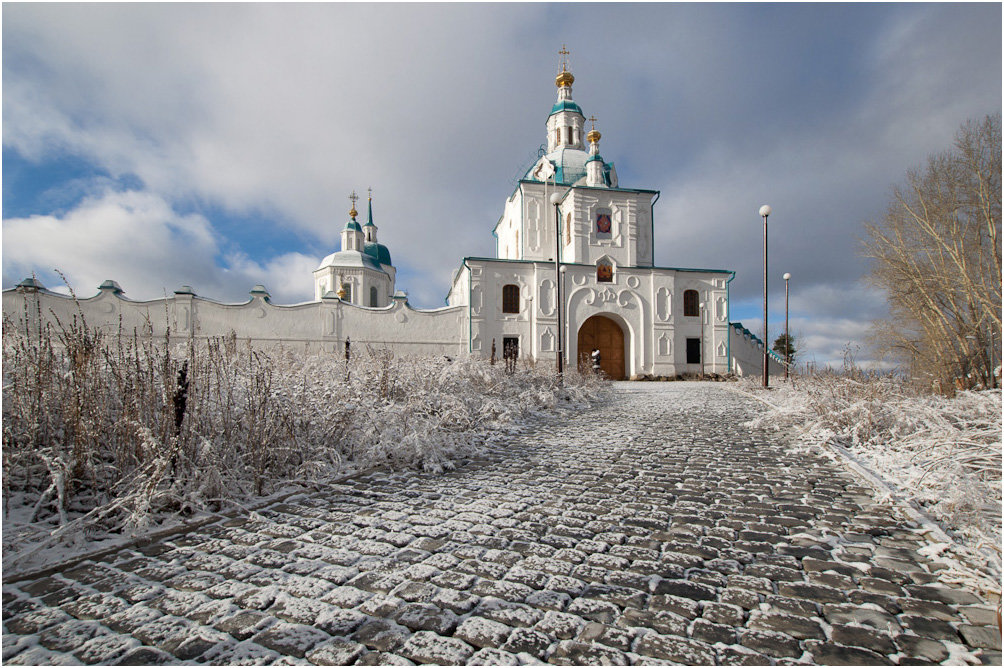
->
[551, 192, 564, 384]
[783, 272, 791, 380]
[759, 205, 771, 388]
[699, 302, 705, 378]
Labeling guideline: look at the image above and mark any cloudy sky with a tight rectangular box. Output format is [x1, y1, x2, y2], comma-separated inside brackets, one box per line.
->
[3, 3, 1000, 368]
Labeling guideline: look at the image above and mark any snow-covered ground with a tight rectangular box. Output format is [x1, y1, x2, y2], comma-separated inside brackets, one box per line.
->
[736, 375, 1002, 600]
[3, 321, 608, 575]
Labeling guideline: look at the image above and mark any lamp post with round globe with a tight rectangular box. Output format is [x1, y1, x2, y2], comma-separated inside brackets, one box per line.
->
[759, 205, 772, 388]
[783, 272, 791, 380]
[551, 191, 564, 381]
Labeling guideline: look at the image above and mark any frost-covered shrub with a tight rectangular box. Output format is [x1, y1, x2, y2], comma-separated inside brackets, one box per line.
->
[2, 304, 606, 564]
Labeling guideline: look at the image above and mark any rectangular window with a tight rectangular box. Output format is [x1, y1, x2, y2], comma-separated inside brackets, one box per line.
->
[683, 290, 700, 317]
[502, 284, 520, 313]
[503, 336, 519, 359]
[686, 338, 702, 364]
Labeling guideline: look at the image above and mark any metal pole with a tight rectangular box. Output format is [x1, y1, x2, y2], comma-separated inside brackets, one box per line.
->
[784, 276, 789, 381]
[762, 212, 769, 388]
[699, 302, 705, 378]
[554, 200, 564, 383]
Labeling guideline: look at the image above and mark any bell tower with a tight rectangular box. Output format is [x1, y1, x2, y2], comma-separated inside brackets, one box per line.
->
[546, 45, 586, 153]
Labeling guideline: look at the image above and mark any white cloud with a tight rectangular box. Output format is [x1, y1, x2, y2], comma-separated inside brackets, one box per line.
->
[3, 190, 219, 298]
[2, 189, 320, 304]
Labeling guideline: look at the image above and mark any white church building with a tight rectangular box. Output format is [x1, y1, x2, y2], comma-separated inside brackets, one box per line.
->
[4, 55, 781, 380]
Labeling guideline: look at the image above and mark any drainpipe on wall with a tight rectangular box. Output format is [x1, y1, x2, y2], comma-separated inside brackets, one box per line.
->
[463, 259, 473, 354]
[649, 191, 660, 267]
[726, 271, 736, 374]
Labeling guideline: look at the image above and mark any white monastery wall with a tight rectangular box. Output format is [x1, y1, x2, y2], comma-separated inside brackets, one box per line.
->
[3, 285, 466, 358]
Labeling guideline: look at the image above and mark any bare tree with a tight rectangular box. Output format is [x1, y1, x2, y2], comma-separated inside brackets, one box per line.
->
[864, 113, 1001, 393]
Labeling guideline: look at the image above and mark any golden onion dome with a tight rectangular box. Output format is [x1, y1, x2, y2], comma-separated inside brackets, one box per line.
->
[555, 69, 574, 88]
[587, 128, 601, 144]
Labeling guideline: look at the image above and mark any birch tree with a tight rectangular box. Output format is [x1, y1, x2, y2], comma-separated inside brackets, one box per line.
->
[864, 114, 1001, 393]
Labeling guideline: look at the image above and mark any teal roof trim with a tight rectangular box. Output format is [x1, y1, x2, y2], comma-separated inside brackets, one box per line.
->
[460, 256, 731, 274]
[516, 179, 659, 196]
[344, 219, 362, 232]
[585, 154, 603, 164]
[549, 100, 584, 117]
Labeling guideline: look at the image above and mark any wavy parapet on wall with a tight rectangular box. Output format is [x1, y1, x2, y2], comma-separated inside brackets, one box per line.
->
[2, 280, 467, 357]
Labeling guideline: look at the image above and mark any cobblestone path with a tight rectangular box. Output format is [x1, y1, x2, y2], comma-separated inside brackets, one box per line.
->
[3, 383, 1001, 665]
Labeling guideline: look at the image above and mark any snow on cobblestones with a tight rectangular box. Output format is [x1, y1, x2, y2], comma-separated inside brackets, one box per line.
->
[739, 376, 1001, 600]
[3, 382, 1001, 665]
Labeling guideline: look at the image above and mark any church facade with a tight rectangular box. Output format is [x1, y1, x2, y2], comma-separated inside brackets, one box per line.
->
[4, 55, 780, 380]
[444, 58, 732, 379]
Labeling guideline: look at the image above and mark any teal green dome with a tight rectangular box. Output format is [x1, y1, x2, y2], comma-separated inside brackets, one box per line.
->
[364, 242, 392, 266]
[344, 218, 362, 232]
[549, 100, 583, 117]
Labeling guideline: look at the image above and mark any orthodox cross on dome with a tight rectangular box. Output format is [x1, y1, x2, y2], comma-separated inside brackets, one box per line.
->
[348, 190, 359, 219]
[367, 186, 373, 201]
[587, 115, 601, 144]
[559, 45, 570, 71]
[555, 45, 574, 89]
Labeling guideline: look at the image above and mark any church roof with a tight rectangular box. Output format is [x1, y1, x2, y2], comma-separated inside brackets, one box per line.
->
[316, 250, 386, 273]
[344, 219, 362, 232]
[549, 99, 583, 117]
[523, 147, 589, 185]
[364, 241, 392, 266]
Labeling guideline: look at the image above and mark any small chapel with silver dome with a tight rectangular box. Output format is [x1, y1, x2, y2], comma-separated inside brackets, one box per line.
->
[313, 189, 396, 307]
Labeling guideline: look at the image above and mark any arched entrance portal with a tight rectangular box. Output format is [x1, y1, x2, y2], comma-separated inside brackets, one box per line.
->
[577, 315, 626, 380]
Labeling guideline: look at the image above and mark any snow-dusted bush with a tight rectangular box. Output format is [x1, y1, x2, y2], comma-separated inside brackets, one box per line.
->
[2, 302, 606, 567]
[739, 373, 1001, 597]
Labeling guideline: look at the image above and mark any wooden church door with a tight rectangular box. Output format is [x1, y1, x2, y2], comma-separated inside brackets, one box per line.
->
[577, 315, 626, 380]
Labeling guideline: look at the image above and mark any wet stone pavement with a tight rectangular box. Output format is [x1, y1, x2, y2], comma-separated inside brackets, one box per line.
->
[3, 382, 1001, 666]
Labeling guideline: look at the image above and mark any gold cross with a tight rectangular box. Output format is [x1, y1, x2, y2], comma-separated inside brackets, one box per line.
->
[559, 45, 570, 71]
[367, 186, 373, 201]
[348, 191, 359, 218]
[589, 115, 598, 131]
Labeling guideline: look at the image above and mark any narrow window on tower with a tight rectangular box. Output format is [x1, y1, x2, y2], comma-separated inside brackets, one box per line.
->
[370, 286, 378, 307]
[567, 127, 573, 144]
[502, 284, 520, 313]
[683, 289, 700, 317]
[555, 128, 561, 146]
[565, 212, 571, 244]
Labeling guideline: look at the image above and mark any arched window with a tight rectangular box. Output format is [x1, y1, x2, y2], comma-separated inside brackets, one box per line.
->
[370, 286, 379, 307]
[683, 289, 700, 316]
[555, 128, 561, 146]
[567, 127, 573, 145]
[341, 283, 352, 302]
[502, 284, 520, 313]
[597, 261, 614, 283]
